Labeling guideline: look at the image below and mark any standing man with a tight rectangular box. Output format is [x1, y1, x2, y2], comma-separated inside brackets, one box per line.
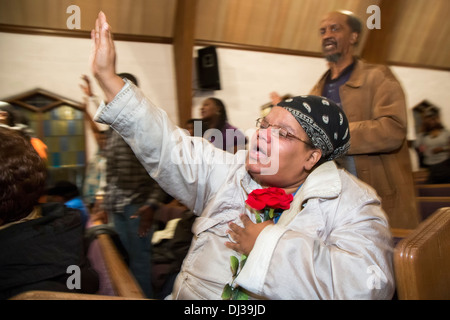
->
[310, 11, 419, 229]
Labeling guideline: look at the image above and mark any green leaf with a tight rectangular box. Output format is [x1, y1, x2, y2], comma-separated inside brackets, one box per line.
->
[263, 208, 270, 221]
[230, 256, 239, 276]
[255, 213, 262, 223]
[221, 284, 232, 300]
[240, 254, 247, 269]
[232, 287, 249, 300]
[269, 208, 275, 219]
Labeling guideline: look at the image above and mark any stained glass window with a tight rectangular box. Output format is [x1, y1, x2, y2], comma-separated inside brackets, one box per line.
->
[5, 89, 87, 190]
[43, 105, 85, 167]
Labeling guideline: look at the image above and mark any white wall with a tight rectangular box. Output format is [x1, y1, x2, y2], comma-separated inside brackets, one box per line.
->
[192, 47, 328, 134]
[193, 47, 450, 141]
[1, 32, 449, 163]
[0, 32, 177, 159]
[390, 66, 450, 138]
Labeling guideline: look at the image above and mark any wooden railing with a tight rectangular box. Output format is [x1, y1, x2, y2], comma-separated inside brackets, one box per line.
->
[96, 233, 145, 299]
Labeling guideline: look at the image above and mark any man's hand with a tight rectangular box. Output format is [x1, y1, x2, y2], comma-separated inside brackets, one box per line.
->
[90, 11, 124, 102]
[225, 214, 273, 256]
[131, 205, 156, 238]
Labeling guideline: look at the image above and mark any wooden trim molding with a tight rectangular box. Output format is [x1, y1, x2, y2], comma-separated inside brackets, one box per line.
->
[1, 23, 448, 72]
[0, 23, 172, 44]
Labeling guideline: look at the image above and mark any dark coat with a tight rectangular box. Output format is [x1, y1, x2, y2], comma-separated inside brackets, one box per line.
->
[0, 203, 99, 299]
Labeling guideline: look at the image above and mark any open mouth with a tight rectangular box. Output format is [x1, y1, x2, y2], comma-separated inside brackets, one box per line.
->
[322, 39, 337, 51]
[249, 138, 270, 161]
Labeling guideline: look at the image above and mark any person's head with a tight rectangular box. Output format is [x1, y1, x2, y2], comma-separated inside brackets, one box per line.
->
[422, 106, 444, 132]
[0, 127, 47, 226]
[246, 96, 350, 190]
[47, 180, 80, 203]
[319, 11, 362, 63]
[200, 97, 228, 128]
[117, 73, 139, 87]
[0, 102, 18, 127]
[185, 118, 202, 136]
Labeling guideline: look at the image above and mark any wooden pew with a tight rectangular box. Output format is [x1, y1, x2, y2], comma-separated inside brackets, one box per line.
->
[394, 207, 450, 299]
[413, 169, 429, 184]
[10, 290, 147, 300]
[96, 233, 146, 299]
[416, 197, 450, 220]
[415, 183, 450, 197]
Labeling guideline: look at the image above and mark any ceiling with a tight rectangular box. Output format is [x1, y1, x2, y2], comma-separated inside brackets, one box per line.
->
[0, 0, 449, 70]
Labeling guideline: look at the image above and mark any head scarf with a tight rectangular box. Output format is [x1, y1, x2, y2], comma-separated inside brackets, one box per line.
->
[277, 95, 350, 161]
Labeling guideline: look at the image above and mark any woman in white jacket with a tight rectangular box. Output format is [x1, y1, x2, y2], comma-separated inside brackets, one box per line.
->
[90, 12, 394, 300]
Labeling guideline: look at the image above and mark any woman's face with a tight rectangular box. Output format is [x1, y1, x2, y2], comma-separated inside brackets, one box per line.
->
[245, 107, 321, 191]
[200, 98, 219, 120]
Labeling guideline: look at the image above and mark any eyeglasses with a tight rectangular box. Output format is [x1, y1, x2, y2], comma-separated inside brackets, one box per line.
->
[255, 118, 313, 147]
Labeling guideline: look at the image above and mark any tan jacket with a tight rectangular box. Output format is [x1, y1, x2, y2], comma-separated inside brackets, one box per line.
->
[310, 59, 420, 229]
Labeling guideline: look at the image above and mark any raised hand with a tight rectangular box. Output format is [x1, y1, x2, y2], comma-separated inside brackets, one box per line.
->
[80, 75, 94, 97]
[90, 11, 124, 102]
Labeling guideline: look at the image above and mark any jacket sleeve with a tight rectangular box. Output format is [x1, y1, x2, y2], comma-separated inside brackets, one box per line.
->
[234, 201, 395, 300]
[94, 80, 233, 215]
[344, 67, 408, 155]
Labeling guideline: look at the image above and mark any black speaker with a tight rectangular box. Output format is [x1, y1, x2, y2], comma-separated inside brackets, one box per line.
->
[196, 46, 221, 90]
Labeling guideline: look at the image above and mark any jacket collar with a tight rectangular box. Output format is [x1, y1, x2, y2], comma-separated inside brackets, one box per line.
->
[318, 58, 366, 89]
[344, 58, 365, 88]
[277, 161, 342, 226]
[298, 160, 342, 201]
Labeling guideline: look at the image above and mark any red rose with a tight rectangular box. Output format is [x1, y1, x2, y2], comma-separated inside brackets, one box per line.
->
[245, 187, 293, 211]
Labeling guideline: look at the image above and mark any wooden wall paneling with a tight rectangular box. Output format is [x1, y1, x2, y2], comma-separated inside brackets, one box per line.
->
[0, 0, 176, 37]
[173, 0, 198, 126]
[360, 0, 402, 64]
[1, 0, 449, 70]
[385, 0, 450, 69]
[194, 0, 382, 54]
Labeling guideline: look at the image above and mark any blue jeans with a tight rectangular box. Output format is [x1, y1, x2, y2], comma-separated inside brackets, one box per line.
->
[113, 203, 153, 298]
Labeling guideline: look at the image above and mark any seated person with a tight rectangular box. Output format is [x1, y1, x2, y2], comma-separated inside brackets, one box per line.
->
[0, 127, 99, 299]
[47, 180, 90, 228]
[89, 12, 394, 299]
[415, 106, 450, 183]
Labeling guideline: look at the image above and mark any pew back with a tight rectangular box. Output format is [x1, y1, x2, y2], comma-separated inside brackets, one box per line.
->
[394, 207, 450, 299]
[416, 184, 450, 197]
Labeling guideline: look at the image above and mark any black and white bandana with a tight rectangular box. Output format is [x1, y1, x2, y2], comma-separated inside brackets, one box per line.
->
[277, 95, 350, 161]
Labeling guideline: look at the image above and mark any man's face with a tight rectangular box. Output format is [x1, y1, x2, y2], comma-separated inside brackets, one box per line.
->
[319, 12, 357, 62]
[245, 107, 320, 189]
